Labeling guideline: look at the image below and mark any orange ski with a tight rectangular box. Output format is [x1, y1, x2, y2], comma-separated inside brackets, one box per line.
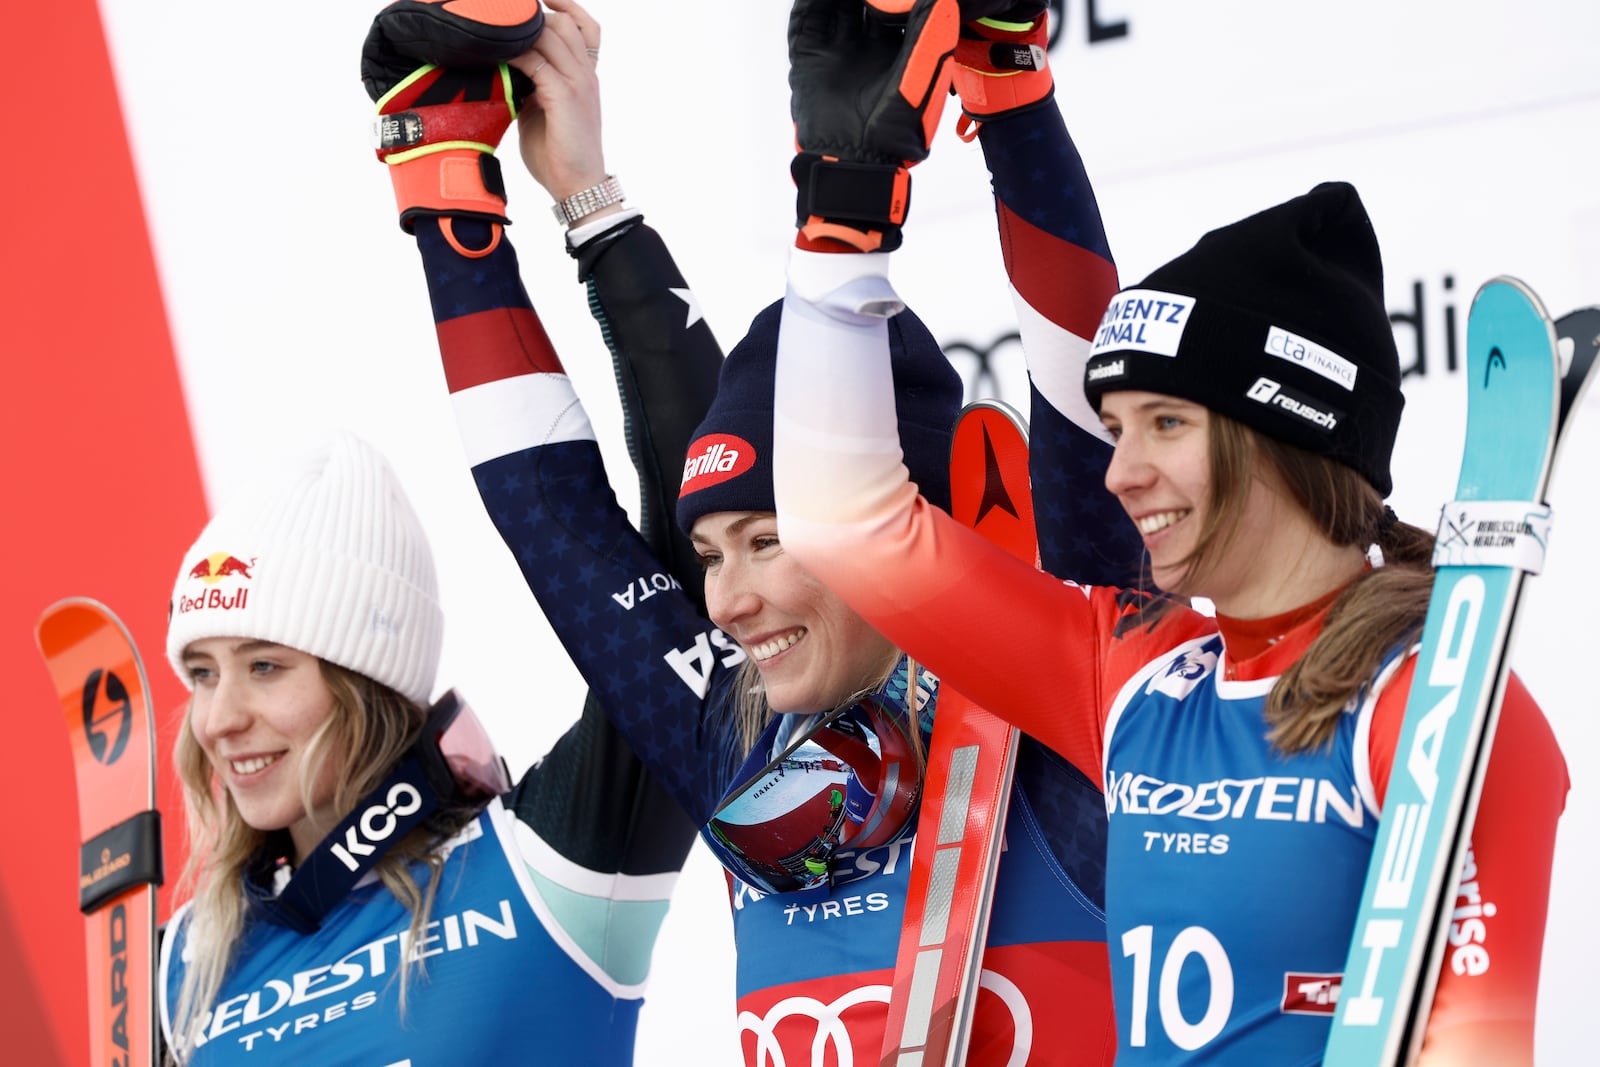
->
[36, 598, 161, 1067]
[881, 400, 1036, 1067]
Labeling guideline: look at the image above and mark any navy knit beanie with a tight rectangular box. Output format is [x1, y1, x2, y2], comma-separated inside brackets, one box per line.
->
[1082, 182, 1404, 495]
[677, 298, 962, 533]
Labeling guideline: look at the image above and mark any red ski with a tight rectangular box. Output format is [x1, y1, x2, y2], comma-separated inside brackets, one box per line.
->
[881, 400, 1036, 1067]
[36, 598, 162, 1067]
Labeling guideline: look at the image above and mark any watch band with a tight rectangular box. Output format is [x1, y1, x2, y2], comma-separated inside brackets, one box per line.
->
[551, 175, 625, 225]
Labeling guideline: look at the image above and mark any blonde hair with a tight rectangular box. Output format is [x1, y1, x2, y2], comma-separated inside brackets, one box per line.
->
[168, 661, 475, 1060]
[1172, 414, 1435, 754]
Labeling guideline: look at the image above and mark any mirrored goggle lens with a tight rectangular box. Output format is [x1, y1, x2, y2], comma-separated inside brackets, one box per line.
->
[437, 697, 512, 799]
[707, 698, 921, 895]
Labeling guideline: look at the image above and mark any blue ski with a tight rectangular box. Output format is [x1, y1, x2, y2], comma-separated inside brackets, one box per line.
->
[1326, 278, 1594, 1065]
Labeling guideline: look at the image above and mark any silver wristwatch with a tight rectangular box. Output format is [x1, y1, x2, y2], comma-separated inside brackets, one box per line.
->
[550, 175, 625, 225]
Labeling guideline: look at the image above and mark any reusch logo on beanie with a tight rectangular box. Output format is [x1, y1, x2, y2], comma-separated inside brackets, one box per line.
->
[1083, 182, 1404, 496]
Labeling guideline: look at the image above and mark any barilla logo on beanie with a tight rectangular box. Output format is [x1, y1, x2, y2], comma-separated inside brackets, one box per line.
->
[1090, 289, 1196, 359]
[173, 551, 256, 615]
[681, 433, 756, 496]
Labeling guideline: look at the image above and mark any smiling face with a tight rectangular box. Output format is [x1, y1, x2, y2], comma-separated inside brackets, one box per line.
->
[1100, 391, 1305, 614]
[1100, 392, 1215, 594]
[691, 510, 899, 715]
[182, 637, 341, 862]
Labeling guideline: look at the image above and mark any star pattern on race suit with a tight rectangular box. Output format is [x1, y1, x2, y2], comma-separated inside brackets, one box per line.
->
[472, 446, 740, 821]
[1015, 739, 1108, 907]
[980, 105, 1138, 587]
[1029, 387, 1142, 588]
[668, 286, 704, 329]
[980, 107, 1112, 263]
[416, 216, 743, 834]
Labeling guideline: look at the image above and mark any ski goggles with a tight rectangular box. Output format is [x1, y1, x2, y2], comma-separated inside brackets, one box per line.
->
[705, 694, 923, 895]
[428, 688, 512, 801]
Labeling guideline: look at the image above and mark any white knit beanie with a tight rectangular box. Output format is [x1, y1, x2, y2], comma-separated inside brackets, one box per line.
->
[166, 432, 444, 705]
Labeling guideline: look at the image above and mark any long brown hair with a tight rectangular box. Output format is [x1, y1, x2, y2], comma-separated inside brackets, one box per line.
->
[1173, 414, 1435, 754]
[168, 661, 477, 1059]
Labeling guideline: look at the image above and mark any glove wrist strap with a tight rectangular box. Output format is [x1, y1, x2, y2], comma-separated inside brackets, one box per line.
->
[952, 18, 1054, 137]
[792, 154, 910, 253]
[388, 149, 509, 256]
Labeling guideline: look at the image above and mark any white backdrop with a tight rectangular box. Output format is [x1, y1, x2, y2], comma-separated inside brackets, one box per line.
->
[96, 1, 1599, 1061]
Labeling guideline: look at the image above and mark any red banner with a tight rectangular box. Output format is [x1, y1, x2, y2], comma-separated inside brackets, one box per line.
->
[1, 3, 205, 1061]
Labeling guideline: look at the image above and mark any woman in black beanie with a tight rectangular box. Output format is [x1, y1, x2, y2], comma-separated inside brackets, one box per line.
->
[772, 87, 1567, 1067]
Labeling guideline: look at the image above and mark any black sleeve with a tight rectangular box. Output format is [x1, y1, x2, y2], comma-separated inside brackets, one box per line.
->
[503, 216, 726, 873]
[574, 216, 725, 614]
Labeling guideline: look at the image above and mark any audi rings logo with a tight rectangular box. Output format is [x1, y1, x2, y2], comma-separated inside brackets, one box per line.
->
[737, 971, 1032, 1066]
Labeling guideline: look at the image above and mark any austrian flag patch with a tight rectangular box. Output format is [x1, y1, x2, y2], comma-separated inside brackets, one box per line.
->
[1281, 972, 1341, 1015]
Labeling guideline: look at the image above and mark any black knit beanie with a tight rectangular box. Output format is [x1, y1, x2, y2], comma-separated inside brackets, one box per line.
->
[677, 298, 962, 533]
[1082, 182, 1404, 495]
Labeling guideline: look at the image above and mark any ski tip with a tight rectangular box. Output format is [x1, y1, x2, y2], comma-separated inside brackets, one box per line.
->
[34, 597, 130, 654]
[1473, 275, 1553, 320]
[1554, 307, 1600, 374]
[1554, 306, 1600, 434]
[950, 398, 1028, 451]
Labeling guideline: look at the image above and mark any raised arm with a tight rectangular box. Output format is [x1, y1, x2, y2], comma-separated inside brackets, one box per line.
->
[511, 2, 723, 611]
[772, 0, 1176, 782]
[951, 3, 1140, 585]
[367, 0, 743, 825]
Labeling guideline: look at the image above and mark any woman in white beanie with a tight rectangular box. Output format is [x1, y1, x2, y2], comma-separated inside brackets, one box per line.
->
[156, 5, 719, 1062]
[159, 427, 701, 1066]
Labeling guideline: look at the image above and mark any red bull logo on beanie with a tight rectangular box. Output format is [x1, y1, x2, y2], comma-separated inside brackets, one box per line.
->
[175, 550, 255, 615]
[680, 433, 756, 496]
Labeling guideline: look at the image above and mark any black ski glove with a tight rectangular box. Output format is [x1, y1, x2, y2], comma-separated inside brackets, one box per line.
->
[789, 0, 960, 252]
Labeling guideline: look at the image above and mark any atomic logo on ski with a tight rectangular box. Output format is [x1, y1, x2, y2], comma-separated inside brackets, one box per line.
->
[82, 668, 134, 765]
[974, 424, 1021, 526]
